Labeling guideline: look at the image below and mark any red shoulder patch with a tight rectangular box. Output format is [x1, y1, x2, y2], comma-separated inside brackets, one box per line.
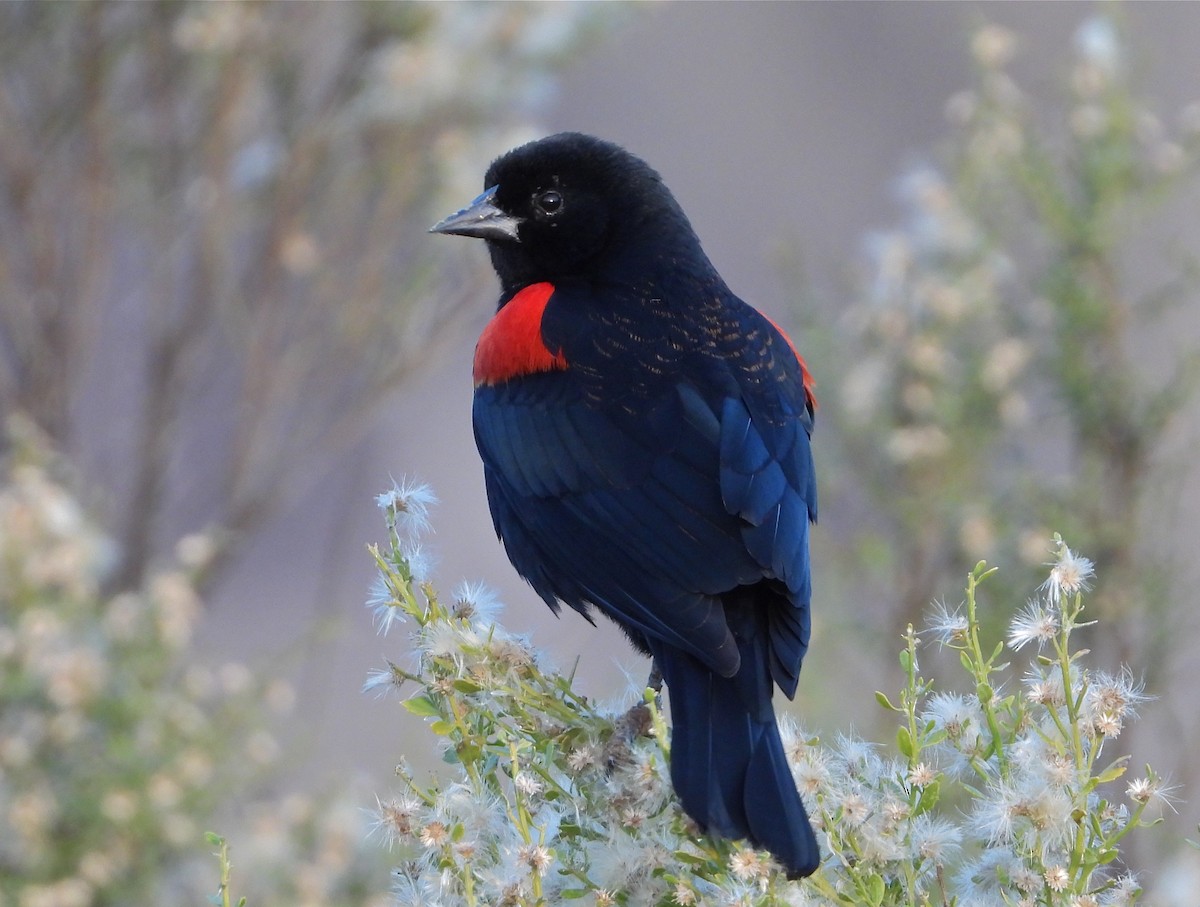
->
[764, 315, 818, 411]
[473, 282, 567, 386]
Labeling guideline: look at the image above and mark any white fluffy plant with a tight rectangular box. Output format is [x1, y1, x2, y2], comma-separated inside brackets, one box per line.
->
[803, 536, 1164, 907]
[368, 484, 1169, 907]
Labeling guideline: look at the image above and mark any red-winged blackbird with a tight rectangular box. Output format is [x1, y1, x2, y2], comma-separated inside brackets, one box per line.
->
[431, 133, 820, 878]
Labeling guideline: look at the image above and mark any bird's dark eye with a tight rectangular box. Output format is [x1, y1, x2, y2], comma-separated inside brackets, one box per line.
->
[533, 189, 564, 217]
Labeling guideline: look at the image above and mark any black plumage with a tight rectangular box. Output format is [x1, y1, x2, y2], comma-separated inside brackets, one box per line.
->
[431, 132, 820, 878]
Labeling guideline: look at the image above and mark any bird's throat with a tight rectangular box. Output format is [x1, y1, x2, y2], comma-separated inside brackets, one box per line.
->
[473, 282, 568, 386]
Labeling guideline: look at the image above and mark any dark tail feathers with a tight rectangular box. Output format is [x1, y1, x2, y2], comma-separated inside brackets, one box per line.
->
[651, 643, 820, 879]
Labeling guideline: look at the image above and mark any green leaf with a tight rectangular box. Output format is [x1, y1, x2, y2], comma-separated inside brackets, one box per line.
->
[560, 889, 589, 899]
[429, 720, 455, 736]
[896, 725, 914, 761]
[973, 563, 998, 582]
[1095, 756, 1130, 784]
[923, 728, 947, 748]
[976, 681, 994, 704]
[403, 694, 442, 718]
[914, 780, 940, 815]
[452, 678, 483, 694]
[899, 649, 912, 673]
[864, 871, 885, 906]
[875, 691, 900, 712]
[960, 650, 975, 675]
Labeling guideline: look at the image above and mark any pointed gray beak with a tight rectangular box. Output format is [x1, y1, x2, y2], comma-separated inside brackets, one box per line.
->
[429, 186, 521, 242]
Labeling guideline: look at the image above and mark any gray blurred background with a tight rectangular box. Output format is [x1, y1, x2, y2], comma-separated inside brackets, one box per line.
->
[222, 3, 1200, 892]
[5, 1, 1200, 899]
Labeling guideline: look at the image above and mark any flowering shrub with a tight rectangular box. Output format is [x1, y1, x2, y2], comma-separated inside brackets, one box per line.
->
[368, 483, 1169, 906]
[0, 0, 612, 594]
[812, 14, 1200, 644]
[0, 423, 389, 906]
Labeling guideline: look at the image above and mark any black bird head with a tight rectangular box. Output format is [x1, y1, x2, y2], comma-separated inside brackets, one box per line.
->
[430, 132, 707, 291]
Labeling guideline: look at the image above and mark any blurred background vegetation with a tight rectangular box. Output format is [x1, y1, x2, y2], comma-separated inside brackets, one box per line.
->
[0, 0, 606, 595]
[2, 2, 1199, 904]
[0, 2, 607, 903]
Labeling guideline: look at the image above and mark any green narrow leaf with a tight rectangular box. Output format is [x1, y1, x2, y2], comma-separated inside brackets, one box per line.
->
[875, 691, 900, 712]
[923, 728, 947, 748]
[1095, 756, 1130, 784]
[973, 563, 998, 582]
[896, 725, 914, 761]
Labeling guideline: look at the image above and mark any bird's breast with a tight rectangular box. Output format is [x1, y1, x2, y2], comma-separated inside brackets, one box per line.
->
[473, 282, 568, 386]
